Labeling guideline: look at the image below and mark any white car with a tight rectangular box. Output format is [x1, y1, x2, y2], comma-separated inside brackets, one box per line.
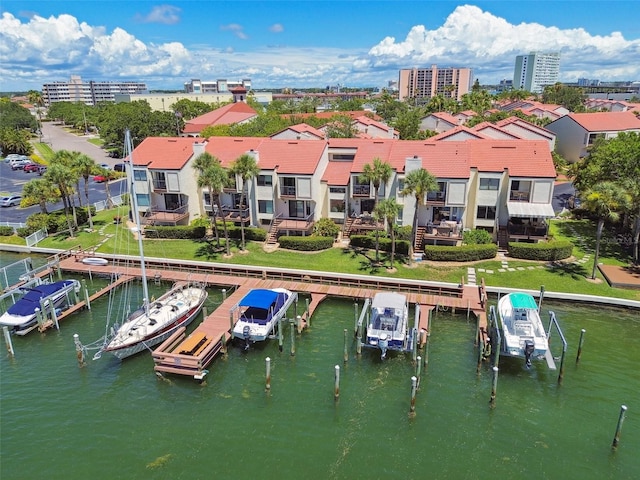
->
[0, 195, 22, 207]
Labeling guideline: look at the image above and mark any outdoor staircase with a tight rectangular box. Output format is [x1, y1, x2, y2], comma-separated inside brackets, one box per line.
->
[342, 217, 356, 239]
[266, 217, 282, 245]
[414, 226, 426, 252]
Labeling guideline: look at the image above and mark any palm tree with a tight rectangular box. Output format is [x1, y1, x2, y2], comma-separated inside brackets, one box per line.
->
[401, 168, 438, 258]
[192, 152, 232, 256]
[375, 197, 401, 269]
[359, 157, 393, 263]
[230, 153, 259, 251]
[70, 152, 98, 230]
[582, 182, 632, 279]
[27, 90, 44, 141]
[44, 162, 77, 237]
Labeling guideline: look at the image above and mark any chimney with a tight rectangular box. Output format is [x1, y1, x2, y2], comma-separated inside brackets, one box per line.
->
[192, 140, 207, 158]
[405, 155, 422, 173]
[248, 149, 259, 164]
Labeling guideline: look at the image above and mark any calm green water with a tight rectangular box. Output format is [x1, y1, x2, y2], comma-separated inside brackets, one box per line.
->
[1, 253, 639, 479]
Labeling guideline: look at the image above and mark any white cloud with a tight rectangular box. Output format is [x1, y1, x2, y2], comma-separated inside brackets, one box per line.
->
[135, 5, 182, 25]
[269, 23, 284, 33]
[0, 6, 639, 92]
[220, 23, 248, 40]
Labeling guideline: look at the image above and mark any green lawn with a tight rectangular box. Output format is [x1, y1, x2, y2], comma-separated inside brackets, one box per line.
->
[3, 212, 639, 301]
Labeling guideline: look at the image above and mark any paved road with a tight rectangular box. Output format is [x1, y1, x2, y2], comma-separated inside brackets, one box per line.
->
[39, 122, 116, 166]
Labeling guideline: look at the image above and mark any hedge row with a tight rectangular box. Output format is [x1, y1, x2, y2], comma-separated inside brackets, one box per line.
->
[423, 244, 498, 262]
[145, 225, 206, 239]
[0, 226, 14, 236]
[223, 225, 267, 242]
[278, 236, 334, 251]
[507, 240, 573, 261]
[349, 235, 410, 255]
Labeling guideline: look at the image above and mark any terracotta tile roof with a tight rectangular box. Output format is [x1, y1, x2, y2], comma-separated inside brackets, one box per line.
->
[201, 137, 263, 167]
[430, 126, 490, 141]
[564, 111, 640, 132]
[424, 111, 459, 126]
[252, 139, 326, 174]
[183, 102, 257, 133]
[271, 123, 325, 139]
[132, 137, 199, 169]
[472, 122, 521, 139]
[354, 115, 397, 133]
[322, 160, 354, 185]
[281, 111, 381, 122]
[467, 140, 555, 177]
[495, 117, 555, 140]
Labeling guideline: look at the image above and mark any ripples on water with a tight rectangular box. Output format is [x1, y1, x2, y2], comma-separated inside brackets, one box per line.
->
[0, 253, 638, 479]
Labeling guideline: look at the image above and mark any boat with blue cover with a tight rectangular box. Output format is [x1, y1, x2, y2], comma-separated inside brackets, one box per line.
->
[231, 288, 297, 350]
[363, 292, 411, 360]
[0, 280, 81, 332]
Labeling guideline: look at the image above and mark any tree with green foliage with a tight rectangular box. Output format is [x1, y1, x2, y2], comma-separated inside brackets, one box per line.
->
[325, 114, 358, 138]
[230, 153, 259, 251]
[401, 168, 438, 256]
[542, 83, 586, 112]
[393, 108, 423, 139]
[192, 152, 232, 256]
[70, 152, 99, 230]
[360, 158, 393, 263]
[170, 99, 216, 120]
[0, 98, 38, 131]
[313, 218, 340, 238]
[582, 182, 631, 279]
[44, 151, 79, 237]
[375, 197, 401, 269]
[21, 178, 59, 214]
[0, 127, 33, 156]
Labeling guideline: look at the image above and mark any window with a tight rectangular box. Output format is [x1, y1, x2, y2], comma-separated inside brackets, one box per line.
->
[136, 194, 150, 206]
[479, 178, 499, 190]
[258, 200, 273, 214]
[257, 175, 272, 186]
[476, 206, 496, 220]
[133, 169, 147, 181]
[330, 199, 345, 213]
[329, 187, 346, 194]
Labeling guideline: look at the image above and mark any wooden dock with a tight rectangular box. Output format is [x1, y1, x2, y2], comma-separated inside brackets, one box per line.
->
[46, 248, 488, 378]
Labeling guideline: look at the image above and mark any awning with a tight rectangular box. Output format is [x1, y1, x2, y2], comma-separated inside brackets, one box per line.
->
[506, 202, 555, 218]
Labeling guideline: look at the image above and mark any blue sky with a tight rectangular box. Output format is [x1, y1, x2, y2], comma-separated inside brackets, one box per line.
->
[1, 1, 639, 91]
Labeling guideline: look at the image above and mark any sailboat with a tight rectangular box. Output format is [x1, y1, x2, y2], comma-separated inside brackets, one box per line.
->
[94, 130, 208, 360]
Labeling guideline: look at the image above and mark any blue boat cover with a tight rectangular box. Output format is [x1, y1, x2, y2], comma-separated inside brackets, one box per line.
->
[239, 289, 279, 310]
[508, 292, 538, 310]
[7, 280, 75, 316]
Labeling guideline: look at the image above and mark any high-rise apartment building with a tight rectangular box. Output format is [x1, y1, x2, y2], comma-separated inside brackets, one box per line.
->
[42, 75, 147, 106]
[513, 52, 560, 94]
[398, 65, 473, 102]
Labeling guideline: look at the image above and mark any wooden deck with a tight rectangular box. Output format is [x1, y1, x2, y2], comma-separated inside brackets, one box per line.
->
[46, 248, 488, 379]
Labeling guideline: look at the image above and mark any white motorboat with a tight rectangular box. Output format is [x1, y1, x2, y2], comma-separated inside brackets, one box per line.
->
[231, 287, 297, 350]
[496, 292, 549, 367]
[364, 292, 411, 359]
[0, 280, 81, 332]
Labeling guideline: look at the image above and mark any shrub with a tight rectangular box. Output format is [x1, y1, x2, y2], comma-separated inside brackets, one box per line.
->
[190, 216, 211, 228]
[313, 218, 340, 238]
[349, 235, 410, 256]
[395, 225, 413, 241]
[16, 226, 39, 238]
[225, 225, 267, 241]
[508, 240, 573, 261]
[423, 244, 498, 262]
[144, 225, 206, 239]
[0, 225, 15, 236]
[462, 229, 493, 245]
[279, 236, 334, 251]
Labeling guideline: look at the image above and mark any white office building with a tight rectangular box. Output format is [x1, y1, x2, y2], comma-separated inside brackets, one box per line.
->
[42, 75, 148, 106]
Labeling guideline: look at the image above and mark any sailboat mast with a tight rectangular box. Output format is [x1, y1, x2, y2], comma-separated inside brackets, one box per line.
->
[125, 130, 150, 310]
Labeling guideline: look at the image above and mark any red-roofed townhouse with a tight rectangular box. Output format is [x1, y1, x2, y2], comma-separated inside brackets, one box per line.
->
[419, 112, 460, 133]
[494, 117, 557, 151]
[182, 102, 258, 137]
[429, 126, 490, 142]
[546, 111, 640, 162]
[130, 136, 202, 225]
[270, 123, 325, 140]
[352, 115, 399, 139]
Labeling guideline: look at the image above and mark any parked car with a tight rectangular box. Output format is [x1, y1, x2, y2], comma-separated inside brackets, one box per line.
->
[10, 159, 30, 170]
[99, 163, 111, 170]
[4, 154, 22, 163]
[23, 162, 40, 173]
[93, 175, 108, 183]
[37, 166, 47, 175]
[0, 195, 22, 207]
[113, 163, 126, 172]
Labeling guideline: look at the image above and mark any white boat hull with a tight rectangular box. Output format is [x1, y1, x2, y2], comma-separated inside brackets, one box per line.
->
[364, 292, 411, 359]
[231, 288, 296, 345]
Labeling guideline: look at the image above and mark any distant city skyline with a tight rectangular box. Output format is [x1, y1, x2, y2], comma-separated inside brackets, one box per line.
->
[1, 1, 639, 92]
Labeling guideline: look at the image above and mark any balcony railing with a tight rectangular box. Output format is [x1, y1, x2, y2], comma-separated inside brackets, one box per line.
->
[426, 191, 446, 203]
[280, 185, 297, 197]
[352, 184, 371, 196]
[509, 190, 530, 202]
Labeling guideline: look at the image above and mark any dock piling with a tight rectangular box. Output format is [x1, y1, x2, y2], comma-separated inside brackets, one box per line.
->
[334, 365, 340, 400]
[409, 376, 417, 416]
[576, 329, 586, 364]
[265, 357, 271, 392]
[611, 405, 627, 449]
[289, 320, 295, 356]
[490, 366, 499, 408]
[356, 321, 362, 355]
[3, 326, 14, 357]
[353, 302, 358, 335]
[81, 279, 91, 310]
[222, 288, 227, 301]
[343, 328, 348, 363]
[305, 298, 310, 327]
[278, 318, 284, 352]
[73, 333, 85, 367]
[416, 356, 422, 388]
